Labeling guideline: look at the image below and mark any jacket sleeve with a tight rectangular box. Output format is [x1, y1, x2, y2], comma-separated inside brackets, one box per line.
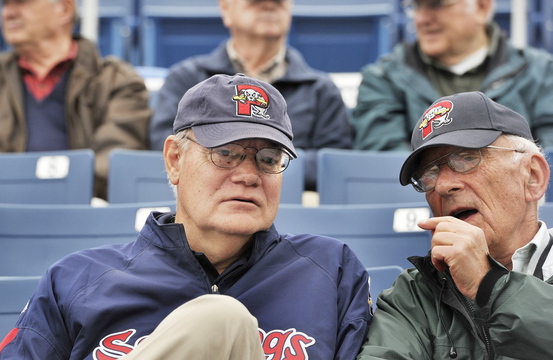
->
[350, 63, 412, 151]
[87, 58, 151, 199]
[357, 269, 434, 360]
[0, 275, 70, 360]
[474, 270, 553, 359]
[334, 246, 371, 360]
[524, 49, 553, 147]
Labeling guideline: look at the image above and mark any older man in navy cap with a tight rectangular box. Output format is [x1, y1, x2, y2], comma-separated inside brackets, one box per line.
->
[358, 91, 553, 359]
[0, 74, 370, 360]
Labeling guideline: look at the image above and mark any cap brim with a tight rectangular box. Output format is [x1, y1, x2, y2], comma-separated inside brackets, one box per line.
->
[399, 129, 502, 185]
[192, 122, 297, 158]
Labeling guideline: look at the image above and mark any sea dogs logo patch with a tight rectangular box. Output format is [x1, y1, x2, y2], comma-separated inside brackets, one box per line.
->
[233, 84, 270, 119]
[260, 328, 316, 360]
[93, 329, 146, 359]
[419, 100, 454, 139]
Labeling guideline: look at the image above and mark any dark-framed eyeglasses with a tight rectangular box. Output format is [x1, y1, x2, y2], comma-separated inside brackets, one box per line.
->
[186, 136, 291, 174]
[410, 145, 525, 193]
[402, 0, 463, 18]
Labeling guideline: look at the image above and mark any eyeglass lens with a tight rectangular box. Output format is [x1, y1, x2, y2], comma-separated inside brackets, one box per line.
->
[411, 148, 482, 192]
[211, 143, 290, 174]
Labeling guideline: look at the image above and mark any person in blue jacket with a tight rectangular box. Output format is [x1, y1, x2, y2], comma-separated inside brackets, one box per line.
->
[148, 0, 353, 191]
[0, 73, 370, 360]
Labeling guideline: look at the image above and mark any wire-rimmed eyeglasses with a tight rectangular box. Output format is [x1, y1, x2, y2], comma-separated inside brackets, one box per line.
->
[186, 137, 291, 174]
[410, 145, 525, 192]
[402, 0, 463, 18]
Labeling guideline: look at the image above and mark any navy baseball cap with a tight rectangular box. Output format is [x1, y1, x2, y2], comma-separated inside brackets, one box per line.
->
[399, 91, 533, 185]
[173, 73, 297, 158]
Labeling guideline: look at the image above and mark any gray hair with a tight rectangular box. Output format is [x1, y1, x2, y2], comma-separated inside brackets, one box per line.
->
[501, 134, 547, 206]
[167, 130, 193, 199]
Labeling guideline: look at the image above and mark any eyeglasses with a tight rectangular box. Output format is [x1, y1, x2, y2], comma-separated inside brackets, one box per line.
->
[186, 137, 291, 174]
[402, 0, 463, 18]
[410, 145, 525, 192]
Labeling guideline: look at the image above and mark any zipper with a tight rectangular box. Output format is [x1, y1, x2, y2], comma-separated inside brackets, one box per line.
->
[211, 284, 219, 294]
[443, 273, 493, 358]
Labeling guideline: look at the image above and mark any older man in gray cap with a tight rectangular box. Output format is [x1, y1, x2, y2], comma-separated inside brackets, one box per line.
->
[358, 91, 553, 359]
[0, 74, 370, 360]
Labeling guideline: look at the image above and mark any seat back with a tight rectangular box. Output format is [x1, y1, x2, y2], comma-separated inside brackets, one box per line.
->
[0, 276, 41, 339]
[281, 148, 305, 204]
[0, 202, 176, 276]
[274, 203, 431, 269]
[108, 149, 174, 203]
[317, 148, 426, 205]
[366, 265, 403, 300]
[137, 0, 227, 67]
[290, 0, 397, 72]
[0, 150, 94, 204]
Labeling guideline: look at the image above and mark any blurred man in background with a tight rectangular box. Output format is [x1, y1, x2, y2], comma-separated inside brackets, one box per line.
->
[0, 0, 151, 199]
[351, 0, 553, 152]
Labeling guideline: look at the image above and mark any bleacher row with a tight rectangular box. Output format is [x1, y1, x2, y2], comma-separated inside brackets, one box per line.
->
[1, 0, 551, 73]
[4, 147, 553, 337]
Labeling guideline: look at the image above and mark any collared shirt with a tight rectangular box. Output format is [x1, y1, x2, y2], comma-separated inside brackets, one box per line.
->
[511, 221, 553, 280]
[419, 23, 500, 97]
[18, 41, 78, 101]
[226, 40, 287, 84]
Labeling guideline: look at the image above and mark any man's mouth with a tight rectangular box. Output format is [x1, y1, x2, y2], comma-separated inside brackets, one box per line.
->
[450, 209, 478, 221]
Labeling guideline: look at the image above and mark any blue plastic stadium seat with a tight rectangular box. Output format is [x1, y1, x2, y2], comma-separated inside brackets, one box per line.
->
[366, 265, 403, 300]
[0, 201, 176, 276]
[0, 149, 94, 205]
[274, 203, 431, 269]
[316, 148, 426, 205]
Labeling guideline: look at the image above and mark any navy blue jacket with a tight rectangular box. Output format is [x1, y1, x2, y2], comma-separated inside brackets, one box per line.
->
[148, 43, 353, 190]
[0, 212, 370, 360]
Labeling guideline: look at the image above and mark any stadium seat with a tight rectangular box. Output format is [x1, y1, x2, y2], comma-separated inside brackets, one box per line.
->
[274, 203, 431, 269]
[0, 276, 41, 339]
[290, 0, 398, 72]
[137, 0, 227, 67]
[0, 201, 176, 276]
[108, 149, 174, 204]
[316, 148, 426, 205]
[108, 148, 305, 204]
[366, 265, 403, 300]
[0, 150, 94, 205]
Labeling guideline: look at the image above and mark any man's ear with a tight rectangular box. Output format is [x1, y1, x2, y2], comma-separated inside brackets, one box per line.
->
[219, 0, 232, 28]
[526, 153, 550, 202]
[58, 0, 76, 29]
[164, 135, 181, 186]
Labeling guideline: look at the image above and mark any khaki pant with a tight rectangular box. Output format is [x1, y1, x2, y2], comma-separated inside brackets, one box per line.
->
[121, 294, 266, 360]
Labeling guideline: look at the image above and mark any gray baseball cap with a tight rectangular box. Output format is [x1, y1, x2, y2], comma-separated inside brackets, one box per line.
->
[399, 91, 533, 185]
[173, 73, 297, 158]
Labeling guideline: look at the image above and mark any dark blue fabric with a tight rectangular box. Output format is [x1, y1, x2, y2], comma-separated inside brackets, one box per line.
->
[0, 212, 370, 360]
[24, 71, 70, 152]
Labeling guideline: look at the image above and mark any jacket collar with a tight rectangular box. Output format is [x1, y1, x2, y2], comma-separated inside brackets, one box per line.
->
[200, 41, 322, 83]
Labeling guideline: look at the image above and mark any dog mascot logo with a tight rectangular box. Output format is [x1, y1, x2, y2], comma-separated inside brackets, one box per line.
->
[418, 100, 454, 139]
[232, 84, 270, 119]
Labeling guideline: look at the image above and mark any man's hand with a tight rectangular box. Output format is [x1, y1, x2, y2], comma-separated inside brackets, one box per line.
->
[418, 216, 492, 299]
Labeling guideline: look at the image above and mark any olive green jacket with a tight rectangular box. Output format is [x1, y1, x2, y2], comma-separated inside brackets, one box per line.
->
[358, 253, 553, 359]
